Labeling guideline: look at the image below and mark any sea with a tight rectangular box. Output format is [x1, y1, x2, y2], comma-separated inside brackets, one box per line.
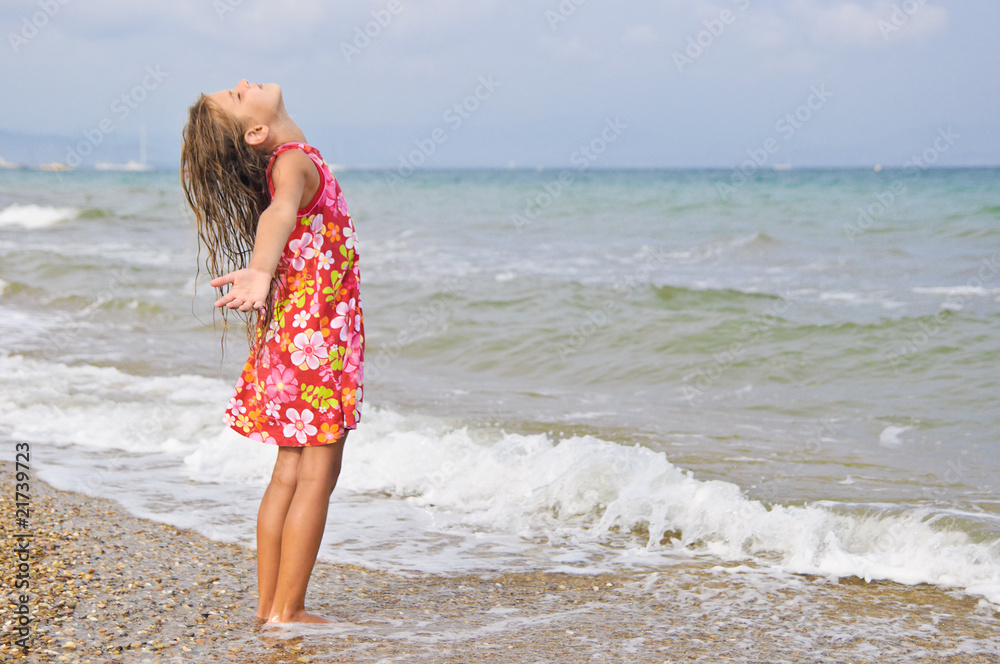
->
[1, 166, 998, 606]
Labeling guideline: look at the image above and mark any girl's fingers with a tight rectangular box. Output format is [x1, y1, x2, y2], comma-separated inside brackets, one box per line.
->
[215, 294, 242, 309]
[210, 273, 235, 288]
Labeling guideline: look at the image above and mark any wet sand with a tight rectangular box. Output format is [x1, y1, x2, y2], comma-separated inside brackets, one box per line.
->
[2, 466, 998, 663]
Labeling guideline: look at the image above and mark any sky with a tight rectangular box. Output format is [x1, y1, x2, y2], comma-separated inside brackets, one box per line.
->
[1, 0, 998, 169]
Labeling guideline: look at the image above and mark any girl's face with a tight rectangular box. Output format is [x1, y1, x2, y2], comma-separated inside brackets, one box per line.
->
[208, 79, 282, 129]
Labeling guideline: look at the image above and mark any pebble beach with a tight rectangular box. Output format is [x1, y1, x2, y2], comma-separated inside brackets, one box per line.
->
[2, 169, 1000, 661]
[3, 466, 999, 664]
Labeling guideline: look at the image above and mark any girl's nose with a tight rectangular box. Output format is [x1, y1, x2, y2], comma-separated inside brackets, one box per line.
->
[237, 79, 249, 89]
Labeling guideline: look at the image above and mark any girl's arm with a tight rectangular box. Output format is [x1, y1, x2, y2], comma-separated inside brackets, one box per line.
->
[210, 150, 316, 311]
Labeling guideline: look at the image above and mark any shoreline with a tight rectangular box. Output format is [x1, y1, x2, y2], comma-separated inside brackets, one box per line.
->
[2, 464, 999, 663]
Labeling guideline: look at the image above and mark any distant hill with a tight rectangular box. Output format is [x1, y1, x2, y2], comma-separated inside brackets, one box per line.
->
[0, 128, 173, 169]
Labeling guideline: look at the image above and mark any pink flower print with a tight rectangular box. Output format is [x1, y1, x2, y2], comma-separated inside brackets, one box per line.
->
[249, 431, 277, 445]
[287, 232, 315, 270]
[264, 401, 281, 419]
[343, 226, 357, 252]
[290, 330, 328, 370]
[309, 213, 325, 234]
[335, 191, 350, 216]
[332, 298, 357, 342]
[317, 250, 334, 270]
[343, 344, 361, 374]
[292, 311, 310, 329]
[228, 397, 246, 417]
[283, 408, 317, 445]
[322, 184, 338, 207]
[224, 412, 236, 427]
[265, 366, 299, 403]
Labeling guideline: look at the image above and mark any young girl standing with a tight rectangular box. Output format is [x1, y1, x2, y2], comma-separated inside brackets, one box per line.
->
[180, 79, 364, 624]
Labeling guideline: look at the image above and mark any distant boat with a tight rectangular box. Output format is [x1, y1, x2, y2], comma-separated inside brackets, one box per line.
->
[772, 163, 792, 171]
[0, 157, 23, 170]
[39, 162, 70, 171]
[95, 124, 153, 172]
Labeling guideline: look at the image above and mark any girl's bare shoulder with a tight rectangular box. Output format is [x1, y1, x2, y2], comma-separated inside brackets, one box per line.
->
[271, 147, 322, 209]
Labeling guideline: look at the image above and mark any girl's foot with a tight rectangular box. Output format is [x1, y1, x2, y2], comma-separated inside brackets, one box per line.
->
[267, 610, 352, 625]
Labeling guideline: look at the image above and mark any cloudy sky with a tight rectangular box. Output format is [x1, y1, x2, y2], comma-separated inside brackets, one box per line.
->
[1, 0, 997, 168]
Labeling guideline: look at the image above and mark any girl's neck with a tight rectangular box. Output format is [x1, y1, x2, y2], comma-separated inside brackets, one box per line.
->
[262, 115, 307, 152]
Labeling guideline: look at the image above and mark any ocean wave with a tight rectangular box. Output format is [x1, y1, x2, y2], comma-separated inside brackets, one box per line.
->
[669, 232, 781, 263]
[912, 286, 1000, 298]
[0, 203, 79, 228]
[0, 239, 175, 267]
[653, 284, 784, 309]
[1, 352, 997, 604]
[333, 416, 1000, 602]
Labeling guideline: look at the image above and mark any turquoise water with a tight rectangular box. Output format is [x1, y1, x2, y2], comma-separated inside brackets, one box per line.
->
[1, 167, 998, 598]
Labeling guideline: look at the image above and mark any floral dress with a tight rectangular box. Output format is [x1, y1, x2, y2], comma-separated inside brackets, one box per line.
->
[226, 142, 364, 447]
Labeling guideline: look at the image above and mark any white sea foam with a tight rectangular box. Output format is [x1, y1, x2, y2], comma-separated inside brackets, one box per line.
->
[4, 239, 174, 267]
[879, 425, 911, 446]
[913, 286, 1000, 298]
[1, 352, 998, 605]
[0, 203, 79, 228]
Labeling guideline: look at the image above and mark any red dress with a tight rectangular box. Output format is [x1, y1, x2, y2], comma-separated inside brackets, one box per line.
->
[225, 142, 364, 446]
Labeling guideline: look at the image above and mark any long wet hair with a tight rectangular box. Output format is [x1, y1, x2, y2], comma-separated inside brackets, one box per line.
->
[180, 94, 277, 354]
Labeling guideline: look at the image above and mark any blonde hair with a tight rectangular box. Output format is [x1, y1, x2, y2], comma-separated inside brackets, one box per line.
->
[180, 93, 278, 353]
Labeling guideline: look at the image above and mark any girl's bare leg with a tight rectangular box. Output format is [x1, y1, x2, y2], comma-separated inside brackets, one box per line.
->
[268, 433, 347, 623]
[256, 446, 303, 621]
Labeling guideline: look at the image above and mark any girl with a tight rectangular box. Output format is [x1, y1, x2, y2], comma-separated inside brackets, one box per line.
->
[180, 79, 364, 624]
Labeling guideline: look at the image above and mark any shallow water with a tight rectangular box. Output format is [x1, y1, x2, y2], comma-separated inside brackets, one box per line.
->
[1, 167, 998, 605]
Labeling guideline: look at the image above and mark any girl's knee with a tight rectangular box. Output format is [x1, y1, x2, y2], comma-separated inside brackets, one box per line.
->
[270, 448, 302, 488]
[297, 440, 346, 489]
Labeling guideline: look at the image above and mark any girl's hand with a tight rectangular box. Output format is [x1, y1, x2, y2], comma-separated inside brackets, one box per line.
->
[210, 268, 273, 311]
